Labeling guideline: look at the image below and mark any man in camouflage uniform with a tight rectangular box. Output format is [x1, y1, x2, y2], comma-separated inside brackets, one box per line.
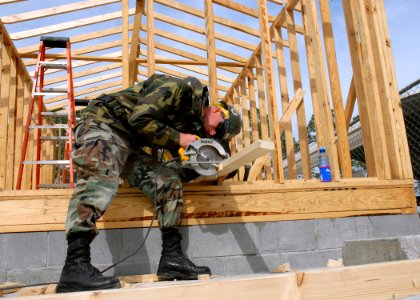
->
[56, 74, 242, 293]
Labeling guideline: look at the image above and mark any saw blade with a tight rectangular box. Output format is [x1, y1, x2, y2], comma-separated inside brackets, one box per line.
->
[192, 145, 223, 176]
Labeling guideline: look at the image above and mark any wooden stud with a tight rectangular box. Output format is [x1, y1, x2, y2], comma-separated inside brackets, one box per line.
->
[300, 0, 341, 181]
[285, 8, 311, 180]
[0, 34, 11, 190]
[147, 0, 155, 76]
[204, 0, 218, 104]
[122, 0, 130, 87]
[255, 55, 272, 180]
[318, 0, 352, 178]
[129, 0, 145, 86]
[258, 0, 284, 183]
[240, 78, 251, 148]
[273, 25, 297, 179]
[344, 76, 356, 130]
[342, 0, 377, 176]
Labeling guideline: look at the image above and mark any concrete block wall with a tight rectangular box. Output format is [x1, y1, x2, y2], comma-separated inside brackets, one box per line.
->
[1, 214, 419, 284]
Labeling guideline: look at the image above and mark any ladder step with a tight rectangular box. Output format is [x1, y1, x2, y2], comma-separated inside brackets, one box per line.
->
[41, 36, 69, 48]
[34, 88, 68, 96]
[30, 125, 69, 129]
[41, 136, 68, 141]
[38, 183, 71, 189]
[39, 61, 67, 69]
[24, 160, 70, 165]
[41, 111, 69, 117]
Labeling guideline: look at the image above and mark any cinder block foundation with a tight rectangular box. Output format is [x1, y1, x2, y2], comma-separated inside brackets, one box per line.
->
[1, 214, 419, 284]
[343, 235, 420, 266]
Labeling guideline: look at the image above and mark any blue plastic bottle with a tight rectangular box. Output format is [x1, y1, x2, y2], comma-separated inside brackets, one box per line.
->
[319, 147, 332, 182]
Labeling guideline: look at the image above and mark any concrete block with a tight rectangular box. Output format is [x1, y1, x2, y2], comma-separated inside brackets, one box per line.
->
[2, 232, 48, 269]
[7, 267, 62, 285]
[354, 216, 372, 239]
[224, 253, 287, 275]
[47, 231, 67, 267]
[314, 218, 357, 249]
[343, 235, 420, 266]
[269, 220, 316, 253]
[91, 229, 122, 265]
[187, 223, 258, 257]
[0, 234, 8, 269]
[120, 228, 161, 263]
[285, 249, 342, 270]
[368, 214, 420, 238]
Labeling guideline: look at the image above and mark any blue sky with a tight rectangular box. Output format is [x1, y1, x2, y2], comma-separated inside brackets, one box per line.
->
[0, 0, 418, 111]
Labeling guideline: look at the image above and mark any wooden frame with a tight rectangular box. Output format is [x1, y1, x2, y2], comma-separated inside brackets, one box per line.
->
[0, 0, 416, 232]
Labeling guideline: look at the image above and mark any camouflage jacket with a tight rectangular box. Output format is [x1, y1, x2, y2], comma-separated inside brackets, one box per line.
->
[81, 74, 208, 152]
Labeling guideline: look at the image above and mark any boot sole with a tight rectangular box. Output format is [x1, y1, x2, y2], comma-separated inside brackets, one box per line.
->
[56, 281, 121, 293]
[157, 270, 209, 281]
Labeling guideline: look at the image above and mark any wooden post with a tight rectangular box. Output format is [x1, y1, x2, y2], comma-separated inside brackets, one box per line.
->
[343, 0, 391, 179]
[128, 0, 145, 86]
[204, 0, 218, 104]
[258, 0, 284, 183]
[301, 0, 340, 181]
[318, 0, 352, 178]
[147, 0, 155, 76]
[240, 78, 251, 148]
[122, 0, 130, 88]
[285, 9, 311, 180]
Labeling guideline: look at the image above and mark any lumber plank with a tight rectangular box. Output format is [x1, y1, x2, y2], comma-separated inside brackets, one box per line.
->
[218, 140, 274, 177]
[146, 0, 155, 76]
[204, 0, 218, 104]
[129, 0, 144, 85]
[318, 0, 352, 178]
[258, 0, 284, 182]
[240, 78, 251, 147]
[278, 88, 304, 128]
[9, 9, 136, 40]
[122, 0, 130, 87]
[1, 0, 119, 24]
[344, 76, 356, 130]
[9, 260, 420, 300]
[375, 0, 412, 179]
[273, 25, 297, 179]
[0, 34, 11, 190]
[285, 8, 311, 180]
[255, 55, 272, 180]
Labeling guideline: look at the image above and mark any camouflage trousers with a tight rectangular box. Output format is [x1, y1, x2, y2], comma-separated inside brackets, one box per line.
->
[66, 118, 190, 236]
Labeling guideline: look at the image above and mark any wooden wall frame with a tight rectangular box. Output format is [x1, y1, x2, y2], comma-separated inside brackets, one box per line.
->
[0, 0, 416, 233]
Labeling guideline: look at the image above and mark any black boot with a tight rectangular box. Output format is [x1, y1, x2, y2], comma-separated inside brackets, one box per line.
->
[157, 228, 211, 280]
[56, 232, 121, 293]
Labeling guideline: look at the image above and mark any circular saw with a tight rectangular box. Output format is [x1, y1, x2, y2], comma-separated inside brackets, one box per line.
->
[182, 138, 229, 176]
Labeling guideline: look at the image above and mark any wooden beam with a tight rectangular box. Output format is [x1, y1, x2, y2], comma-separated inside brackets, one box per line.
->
[146, 0, 155, 76]
[129, 0, 145, 85]
[122, 0, 130, 88]
[204, 0, 218, 104]
[0, 179, 415, 233]
[258, 0, 284, 183]
[318, 0, 352, 178]
[344, 76, 356, 130]
[212, 0, 276, 22]
[9, 9, 135, 40]
[278, 88, 304, 129]
[273, 25, 296, 179]
[218, 140, 275, 177]
[1, 0, 119, 24]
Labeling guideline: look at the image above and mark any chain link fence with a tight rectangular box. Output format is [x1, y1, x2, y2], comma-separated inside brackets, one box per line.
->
[348, 79, 420, 201]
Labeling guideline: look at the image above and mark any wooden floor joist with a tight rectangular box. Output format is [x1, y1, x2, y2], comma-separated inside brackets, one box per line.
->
[0, 178, 416, 234]
[7, 259, 420, 299]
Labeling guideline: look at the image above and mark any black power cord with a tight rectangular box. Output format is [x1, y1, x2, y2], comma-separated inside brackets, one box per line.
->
[0, 157, 180, 292]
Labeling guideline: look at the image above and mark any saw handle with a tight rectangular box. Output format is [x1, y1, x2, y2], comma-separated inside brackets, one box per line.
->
[178, 147, 190, 161]
[178, 135, 201, 161]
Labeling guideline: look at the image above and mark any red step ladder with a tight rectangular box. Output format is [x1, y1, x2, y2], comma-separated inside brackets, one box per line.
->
[16, 36, 76, 189]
